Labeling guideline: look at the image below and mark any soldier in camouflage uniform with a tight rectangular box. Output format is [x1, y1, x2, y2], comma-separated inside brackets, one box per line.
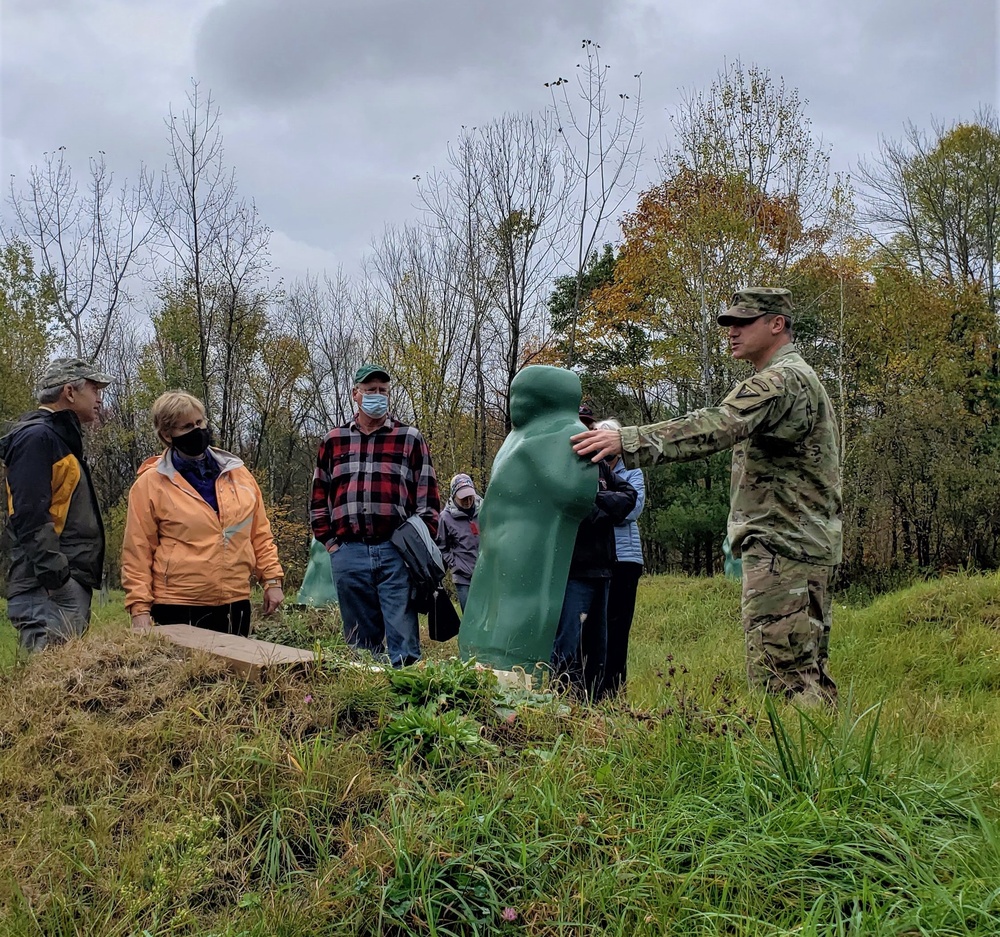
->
[572, 287, 841, 706]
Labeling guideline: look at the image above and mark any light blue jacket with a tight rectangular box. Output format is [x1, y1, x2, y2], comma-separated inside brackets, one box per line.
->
[611, 462, 645, 566]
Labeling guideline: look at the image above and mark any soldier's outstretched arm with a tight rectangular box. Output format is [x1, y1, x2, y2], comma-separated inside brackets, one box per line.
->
[612, 371, 793, 468]
[573, 371, 791, 468]
[618, 408, 745, 467]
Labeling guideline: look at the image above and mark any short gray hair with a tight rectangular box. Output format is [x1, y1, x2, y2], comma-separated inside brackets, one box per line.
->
[37, 378, 86, 405]
[764, 312, 793, 336]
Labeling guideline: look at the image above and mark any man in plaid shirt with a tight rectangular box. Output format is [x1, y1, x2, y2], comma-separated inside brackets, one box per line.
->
[310, 364, 440, 666]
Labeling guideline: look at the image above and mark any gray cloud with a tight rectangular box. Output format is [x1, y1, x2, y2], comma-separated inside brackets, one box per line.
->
[1, 0, 996, 285]
[191, 0, 630, 266]
[195, 0, 613, 104]
[624, 0, 995, 177]
[1, 0, 208, 185]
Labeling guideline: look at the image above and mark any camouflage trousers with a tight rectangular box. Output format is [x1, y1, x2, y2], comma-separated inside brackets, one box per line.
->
[740, 540, 837, 704]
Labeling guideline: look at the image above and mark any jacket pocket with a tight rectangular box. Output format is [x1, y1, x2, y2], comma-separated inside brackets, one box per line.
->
[155, 539, 177, 586]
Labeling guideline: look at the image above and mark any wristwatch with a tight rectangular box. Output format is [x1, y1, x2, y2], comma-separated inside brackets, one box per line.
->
[264, 579, 282, 588]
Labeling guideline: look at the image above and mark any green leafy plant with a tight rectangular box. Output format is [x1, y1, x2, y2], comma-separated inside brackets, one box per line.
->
[387, 657, 496, 710]
[379, 704, 498, 769]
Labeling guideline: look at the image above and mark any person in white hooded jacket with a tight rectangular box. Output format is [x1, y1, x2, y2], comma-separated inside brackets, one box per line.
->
[435, 473, 481, 610]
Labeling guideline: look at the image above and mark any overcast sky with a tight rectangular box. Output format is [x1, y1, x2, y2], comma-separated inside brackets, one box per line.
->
[2, 0, 997, 285]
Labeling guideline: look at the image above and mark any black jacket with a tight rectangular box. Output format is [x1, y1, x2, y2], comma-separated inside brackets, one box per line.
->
[568, 460, 638, 580]
[0, 408, 105, 596]
[390, 515, 445, 613]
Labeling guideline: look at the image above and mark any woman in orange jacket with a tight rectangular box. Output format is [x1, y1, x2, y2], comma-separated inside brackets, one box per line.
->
[122, 391, 284, 636]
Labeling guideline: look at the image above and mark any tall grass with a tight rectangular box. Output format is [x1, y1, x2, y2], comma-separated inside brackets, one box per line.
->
[1, 572, 999, 935]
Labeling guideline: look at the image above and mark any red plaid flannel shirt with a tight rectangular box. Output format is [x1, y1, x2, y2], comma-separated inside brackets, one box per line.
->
[310, 415, 440, 547]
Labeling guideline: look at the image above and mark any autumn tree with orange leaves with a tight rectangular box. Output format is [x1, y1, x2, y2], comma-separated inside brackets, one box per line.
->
[562, 64, 847, 418]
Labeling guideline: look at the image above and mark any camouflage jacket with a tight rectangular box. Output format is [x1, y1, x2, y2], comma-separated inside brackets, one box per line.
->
[620, 344, 842, 565]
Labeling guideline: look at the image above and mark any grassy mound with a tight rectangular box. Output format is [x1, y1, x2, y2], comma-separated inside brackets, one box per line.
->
[1, 575, 999, 935]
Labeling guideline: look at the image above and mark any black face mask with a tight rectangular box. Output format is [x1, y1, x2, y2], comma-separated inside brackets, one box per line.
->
[172, 426, 213, 457]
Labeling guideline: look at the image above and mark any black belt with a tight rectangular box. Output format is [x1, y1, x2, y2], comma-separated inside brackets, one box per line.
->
[338, 533, 389, 545]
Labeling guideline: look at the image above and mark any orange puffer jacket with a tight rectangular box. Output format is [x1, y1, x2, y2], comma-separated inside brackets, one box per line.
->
[121, 448, 284, 615]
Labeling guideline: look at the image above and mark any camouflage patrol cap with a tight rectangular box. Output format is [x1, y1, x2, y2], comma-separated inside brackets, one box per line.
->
[39, 357, 113, 390]
[717, 287, 793, 326]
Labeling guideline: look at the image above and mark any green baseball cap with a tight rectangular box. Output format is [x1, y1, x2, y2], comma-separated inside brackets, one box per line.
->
[39, 357, 113, 390]
[717, 287, 793, 326]
[354, 363, 391, 383]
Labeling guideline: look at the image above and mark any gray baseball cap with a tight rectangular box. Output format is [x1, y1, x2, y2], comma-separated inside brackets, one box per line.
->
[39, 357, 113, 390]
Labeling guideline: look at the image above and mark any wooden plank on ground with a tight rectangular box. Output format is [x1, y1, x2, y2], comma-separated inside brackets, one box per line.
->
[153, 624, 317, 679]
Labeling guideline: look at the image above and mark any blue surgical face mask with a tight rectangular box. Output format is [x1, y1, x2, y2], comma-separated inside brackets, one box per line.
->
[360, 393, 388, 418]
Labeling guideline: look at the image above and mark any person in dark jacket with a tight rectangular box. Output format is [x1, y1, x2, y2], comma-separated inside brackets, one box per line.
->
[436, 473, 481, 610]
[550, 458, 637, 699]
[1, 358, 111, 653]
[593, 419, 646, 698]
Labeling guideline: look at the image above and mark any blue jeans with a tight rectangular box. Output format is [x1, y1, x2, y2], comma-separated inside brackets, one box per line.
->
[330, 541, 420, 667]
[455, 582, 470, 611]
[550, 577, 610, 699]
[6, 578, 93, 653]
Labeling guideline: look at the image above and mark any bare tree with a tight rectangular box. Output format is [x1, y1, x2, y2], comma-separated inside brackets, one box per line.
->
[416, 133, 500, 480]
[145, 80, 276, 448]
[213, 201, 276, 450]
[472, 114, 570, 432]
[285, 271, 366, 432]
[367, 224, 475, 455]
[546, 39, 643, 365]
[89, 316, 154, 481]
[7, 149, 152, 357]
[242, 300, 314, 491]
[416, 114, 567, 457]
[858, 109, 1000, 319]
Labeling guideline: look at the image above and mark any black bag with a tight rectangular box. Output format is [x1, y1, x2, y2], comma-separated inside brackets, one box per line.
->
[390, 517, 446, 613]
[427, 587, 461, 642]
